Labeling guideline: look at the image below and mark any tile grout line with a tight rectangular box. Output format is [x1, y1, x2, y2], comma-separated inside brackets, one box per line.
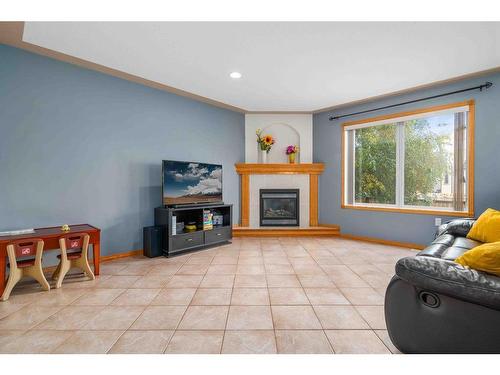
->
[110, 252, 192, 354]
[11, 280, 112, 352]
[373, 329, 396, 354]
[297, 241, 335, 354]
[104, 303, 149, 353]
[1, 303, 67, 351]
[264, 244, 279, 354]
[162, 250, 211, 354]
[324, 248, 391, 352]
[219, 241, 240, 354]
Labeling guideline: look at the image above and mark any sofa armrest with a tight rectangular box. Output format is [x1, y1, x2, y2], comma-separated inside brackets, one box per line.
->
[435, 218, 475, 238]
[435, 223, 449, 238]
[395, 256, 500, 310]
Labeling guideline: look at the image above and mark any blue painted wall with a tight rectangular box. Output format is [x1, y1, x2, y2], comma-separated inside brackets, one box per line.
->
[0, 45, 245, 256]
[314, 72, 500, 245]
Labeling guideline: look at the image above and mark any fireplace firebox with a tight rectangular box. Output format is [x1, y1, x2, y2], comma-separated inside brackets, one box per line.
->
[260, 189, 299, 226]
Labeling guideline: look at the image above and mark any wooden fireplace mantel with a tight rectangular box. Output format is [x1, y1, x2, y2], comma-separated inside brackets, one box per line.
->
[235, 163, 325, 227]
[235, 163, 325, 175]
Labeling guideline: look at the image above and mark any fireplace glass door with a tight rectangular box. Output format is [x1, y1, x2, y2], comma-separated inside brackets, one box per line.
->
[260, 189, 299, 226]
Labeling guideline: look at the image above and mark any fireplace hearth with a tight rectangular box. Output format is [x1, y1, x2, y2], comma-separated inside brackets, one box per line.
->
[260, 189, 299, 226]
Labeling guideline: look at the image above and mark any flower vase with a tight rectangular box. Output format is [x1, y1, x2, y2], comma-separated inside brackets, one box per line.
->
[288, 153, 296, 164]
[259, 149, 268, 163]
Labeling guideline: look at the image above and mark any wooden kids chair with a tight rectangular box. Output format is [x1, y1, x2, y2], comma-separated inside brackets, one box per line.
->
[1, 238, 50, 301]
[52, 233, 95, 288]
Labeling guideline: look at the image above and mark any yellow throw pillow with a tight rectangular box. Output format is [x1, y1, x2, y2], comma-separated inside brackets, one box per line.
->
[455, 241, 500, 276]
[466, 208, 500, 243]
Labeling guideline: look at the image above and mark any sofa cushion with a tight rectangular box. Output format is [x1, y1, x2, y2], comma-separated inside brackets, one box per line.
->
[456, 241, 500, 277]
[453, 237, 482, 250]
[418, 235, 481, 260]
[441, 246, 471, 261]
[418, 243, 450, 258]
[440, 237, 484, 260]
[467, 208, 500, 243]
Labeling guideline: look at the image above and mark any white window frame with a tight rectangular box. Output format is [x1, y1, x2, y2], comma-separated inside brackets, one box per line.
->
[341, 100, 475, 217]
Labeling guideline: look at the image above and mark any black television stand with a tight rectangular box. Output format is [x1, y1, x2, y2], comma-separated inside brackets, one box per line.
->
[154, 203, 232, 257]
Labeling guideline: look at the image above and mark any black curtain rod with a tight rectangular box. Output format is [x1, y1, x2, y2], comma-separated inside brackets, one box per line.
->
[328, 81, 493, 121]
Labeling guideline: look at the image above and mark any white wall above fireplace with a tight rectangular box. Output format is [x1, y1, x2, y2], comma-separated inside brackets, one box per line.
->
[245, 114, 313, 163]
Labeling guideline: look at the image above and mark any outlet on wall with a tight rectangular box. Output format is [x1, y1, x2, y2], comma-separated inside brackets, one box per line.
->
[435, 218, 442, 226]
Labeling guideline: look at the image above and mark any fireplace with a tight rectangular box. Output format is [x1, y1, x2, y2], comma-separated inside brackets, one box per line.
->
[260, 189, 299, 226]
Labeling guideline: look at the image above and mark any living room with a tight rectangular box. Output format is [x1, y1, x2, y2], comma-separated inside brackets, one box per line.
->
[1, 1, 499, 373]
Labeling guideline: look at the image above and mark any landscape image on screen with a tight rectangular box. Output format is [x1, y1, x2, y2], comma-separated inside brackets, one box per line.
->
[163, 161, 222, 205]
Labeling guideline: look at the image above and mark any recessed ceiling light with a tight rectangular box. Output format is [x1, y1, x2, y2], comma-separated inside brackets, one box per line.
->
[230, 71, 242, 79]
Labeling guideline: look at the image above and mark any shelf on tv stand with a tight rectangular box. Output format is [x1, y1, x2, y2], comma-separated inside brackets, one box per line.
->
[169, 201, 225, 209]
[172, 225, 230, 236]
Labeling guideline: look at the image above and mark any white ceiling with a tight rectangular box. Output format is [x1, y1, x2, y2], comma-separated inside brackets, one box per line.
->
[23, 22, 500, 112]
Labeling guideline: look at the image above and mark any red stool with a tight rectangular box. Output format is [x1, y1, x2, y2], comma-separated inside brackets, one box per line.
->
[52, 233, 95, 288]
[1, 238, 50, 301]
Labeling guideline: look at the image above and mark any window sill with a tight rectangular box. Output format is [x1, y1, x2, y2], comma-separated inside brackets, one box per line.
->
[341, 204, 473, 217]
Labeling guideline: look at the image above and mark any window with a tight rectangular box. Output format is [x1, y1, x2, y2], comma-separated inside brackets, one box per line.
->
[342, 101, 474, 216]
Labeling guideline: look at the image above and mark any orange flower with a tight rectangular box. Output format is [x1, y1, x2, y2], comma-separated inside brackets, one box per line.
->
[263, 135, 274, 145]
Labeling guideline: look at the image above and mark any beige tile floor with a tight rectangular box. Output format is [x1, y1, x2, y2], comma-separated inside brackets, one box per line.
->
[0, 236, 415, 354]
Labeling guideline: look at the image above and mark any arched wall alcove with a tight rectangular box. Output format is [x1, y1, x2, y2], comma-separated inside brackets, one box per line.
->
[244, 114, 313, 163]
[260, 122, 300, 163]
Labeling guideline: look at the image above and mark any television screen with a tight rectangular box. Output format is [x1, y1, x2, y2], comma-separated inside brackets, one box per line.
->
[162, 160, 223, 205]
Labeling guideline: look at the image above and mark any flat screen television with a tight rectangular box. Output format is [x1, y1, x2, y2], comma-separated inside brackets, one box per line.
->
[162, 160, 223, 206]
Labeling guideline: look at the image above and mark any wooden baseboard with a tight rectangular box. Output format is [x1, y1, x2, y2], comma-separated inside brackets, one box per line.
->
[339, 233, 424, 250]
[100, 249, 143, 262]
[233, 226, 340, 237]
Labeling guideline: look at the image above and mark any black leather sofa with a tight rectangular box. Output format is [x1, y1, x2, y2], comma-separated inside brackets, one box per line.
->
[385, 218, 500, 353]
